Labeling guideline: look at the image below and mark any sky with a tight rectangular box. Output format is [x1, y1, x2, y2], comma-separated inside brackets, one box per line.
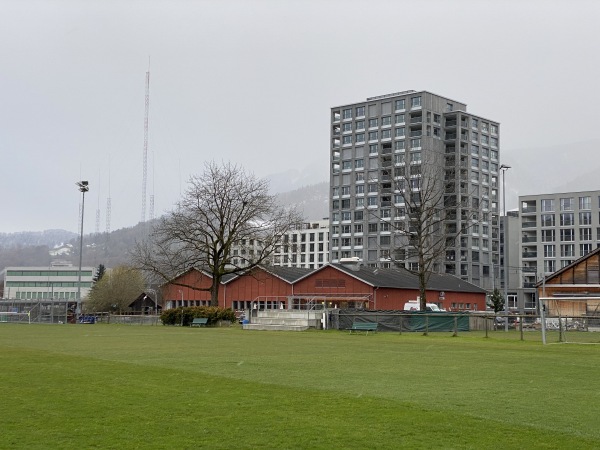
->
[1, 0, 599, 234]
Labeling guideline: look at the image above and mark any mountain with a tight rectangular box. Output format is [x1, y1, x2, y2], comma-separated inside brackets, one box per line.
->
[0, 182, 330, 271]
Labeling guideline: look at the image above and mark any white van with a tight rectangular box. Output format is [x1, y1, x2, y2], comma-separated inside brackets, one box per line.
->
[403, 301, 444, 312]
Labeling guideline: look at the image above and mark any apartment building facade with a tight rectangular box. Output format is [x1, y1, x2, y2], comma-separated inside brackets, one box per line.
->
[330, 90, 501, 289]
[518, 190, 600, 311]
[272, 219, 330, 269]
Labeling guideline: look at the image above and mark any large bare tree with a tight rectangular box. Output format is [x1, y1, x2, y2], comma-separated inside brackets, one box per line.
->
[131, 161, 303, 306]
[375, 147, 480, 310]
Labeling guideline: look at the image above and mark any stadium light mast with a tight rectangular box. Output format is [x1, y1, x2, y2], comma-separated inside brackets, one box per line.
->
[76, 181, 89, 320]
[499, 164, 511, 332]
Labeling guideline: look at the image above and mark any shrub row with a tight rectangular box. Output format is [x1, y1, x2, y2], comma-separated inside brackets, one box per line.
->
[160, 306, 236, 326]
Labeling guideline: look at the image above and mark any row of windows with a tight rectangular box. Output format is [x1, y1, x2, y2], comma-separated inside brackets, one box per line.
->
[14, 291, 78, 300]
[536, 196, 598, 212]
[542, 243, 597, 258]
[6, 270, 94, 277]
[275, 243, 326, 253]
[335, 97, 422, 121]
[6, 281, 93, 288]
[538, 228, 600, 242]
[537, 212, 598, 227]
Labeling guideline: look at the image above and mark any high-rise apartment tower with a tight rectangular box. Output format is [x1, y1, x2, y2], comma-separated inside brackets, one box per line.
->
[330, 90, 501, 289]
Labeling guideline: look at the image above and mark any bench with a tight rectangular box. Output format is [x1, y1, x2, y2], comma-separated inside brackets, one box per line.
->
[191, 317, 208, 327]
[350, 322, 378, 334]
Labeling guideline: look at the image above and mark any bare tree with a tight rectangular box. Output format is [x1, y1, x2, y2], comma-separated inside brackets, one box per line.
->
[374, 147, 480, 310]
[131, 161, 304, 306]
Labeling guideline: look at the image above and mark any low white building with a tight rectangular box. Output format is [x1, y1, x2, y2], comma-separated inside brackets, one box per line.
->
[2, 263, 96, 301]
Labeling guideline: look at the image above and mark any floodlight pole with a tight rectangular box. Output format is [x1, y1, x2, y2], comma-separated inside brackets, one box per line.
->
[76, 181, 89, 321]
[500, 165, 510, 332]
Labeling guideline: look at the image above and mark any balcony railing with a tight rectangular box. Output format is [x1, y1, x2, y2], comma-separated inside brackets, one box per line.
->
[521, 206, 537, 214]
[521, 222, 537, 228]
[522, 252, 537, 258]
[521, 237, 537, 243]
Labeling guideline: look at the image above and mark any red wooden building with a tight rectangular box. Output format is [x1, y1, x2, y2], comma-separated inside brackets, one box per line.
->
[161, 263, 486, 312]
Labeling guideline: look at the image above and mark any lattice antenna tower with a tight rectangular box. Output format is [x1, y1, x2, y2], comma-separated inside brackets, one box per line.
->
[141, 60, 150, 223]
[149, 150, 155, 221]
[95, 171, 101, 235]
[106, 158, 112, 233]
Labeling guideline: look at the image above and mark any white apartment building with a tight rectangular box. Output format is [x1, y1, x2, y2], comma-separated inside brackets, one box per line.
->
[518, 190, 600, 311]
[272, 220, 330, 269]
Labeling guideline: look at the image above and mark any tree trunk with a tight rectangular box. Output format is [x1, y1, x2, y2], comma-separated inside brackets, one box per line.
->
[210, 276, 220, 307]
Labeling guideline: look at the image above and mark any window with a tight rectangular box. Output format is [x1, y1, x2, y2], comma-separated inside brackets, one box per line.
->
[581, 243, 593, 256]
[411, 96, 421, 108]
[561, 244, 575, 257]
[580, 228, 592, 241]
[395, 140, 405, 150]
[579, 196, 591, 210]
[354, 224, 363, 233]
[381, 129, 391, 139]
[381, 116, 391, 126]
[490, 137, 498, 148]
[354, 210, 363, 221]
[355, 159, 364, 169]
[380, 222, 390, 232]
[332, 187, 339, 196]
[541, 229, 555, 242]
[471, 145, 479, 155]
[368, 131, 378, 141]
[471, 157, 479, 169]
[356, 197, 364, 207]
[560, 197, 574, 211]
[472, 132, 478, 142]
[342, 109, 352, 119]
[355, 184, 364, 194]
[356, 106, 365, 117]
[355, 172, 364, 182]
[410, 138, 421, 149]
[560, 229, 574, 241]
[341, 186, 350, 196]
[369, 144, 378, 154]
[341, 224, 351, 234]
[342, 135, 352, 145]
[355, 120, 365, 130]
[342, 123, 352, 133]
[355, 133, 365, 143]
[381, 208, 391, 218]
[354, 237, 363, 247]
[560, 213, 574, 226]
[380, 235, 391, 245]
[481, 135, 489, 145]
[368, 223, 378, 233]
[446, 103, 453, 112]
[367, 197, 378, 206]
[544, 244, 555, 258]
[395, 99, 405, 110]
[580, 211, 592, 225]
[395, 114, 405, 124]
[541, 214, 555, 227]
[541, 199, 555, 212]
[395, 127, 405, 138]
[369, 118, 378, 128]
[490, 124, 498, 134]
[410, 151, 422, 163]
[342, 160, 352, 170]
[544, 260, 556, 273]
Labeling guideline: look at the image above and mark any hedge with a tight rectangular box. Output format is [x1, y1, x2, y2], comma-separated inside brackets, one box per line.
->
[160, 306, 237, 326]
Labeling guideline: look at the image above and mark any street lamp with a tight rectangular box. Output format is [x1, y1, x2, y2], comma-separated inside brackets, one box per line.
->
[499, 165, 510, 332]
[76, 181, 89, 321]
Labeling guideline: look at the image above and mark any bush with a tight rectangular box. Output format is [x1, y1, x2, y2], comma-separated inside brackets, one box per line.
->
[160, 306, 236, 326]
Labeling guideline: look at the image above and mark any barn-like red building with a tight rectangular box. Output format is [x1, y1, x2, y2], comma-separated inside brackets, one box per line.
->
[161, 263, 486, 312]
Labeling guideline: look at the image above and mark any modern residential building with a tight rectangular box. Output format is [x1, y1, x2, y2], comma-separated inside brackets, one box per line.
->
[2, 263, 96, 301]
[518, 190, 600, 312]
[330, 90, 501, 289]
[272, 219, 330, 269]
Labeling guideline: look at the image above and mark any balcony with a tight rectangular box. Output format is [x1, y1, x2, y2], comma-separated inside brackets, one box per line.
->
[410, 131, 422, 138]
[445, 133, 457, 141]
[521, 236, 537, 243]
[521, 206, 537, 214]
[522, 266, 537, 273]
[521, 221, 537, 228]
[445, 120, 457, 127]
[410, 116, 422, 124]
[522, 251, 537, 258]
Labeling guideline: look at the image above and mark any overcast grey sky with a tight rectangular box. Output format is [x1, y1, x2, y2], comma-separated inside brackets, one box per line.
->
[1, 0, 599, 234]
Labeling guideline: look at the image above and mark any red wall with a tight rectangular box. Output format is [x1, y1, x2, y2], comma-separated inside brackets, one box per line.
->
[161, 269, 217, 304]
[223, 268, 293, 308]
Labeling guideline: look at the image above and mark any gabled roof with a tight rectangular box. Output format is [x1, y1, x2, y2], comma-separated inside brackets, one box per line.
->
[221, 265, 315, 285]
[535, 246, 600, 287]
[304, 263, 486, 294]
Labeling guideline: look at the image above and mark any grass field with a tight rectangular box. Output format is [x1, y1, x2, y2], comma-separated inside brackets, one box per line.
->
[1, 324, 599, 449]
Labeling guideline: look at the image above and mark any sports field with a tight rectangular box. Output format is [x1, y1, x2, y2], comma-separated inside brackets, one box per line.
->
[1, 324, 598, 449]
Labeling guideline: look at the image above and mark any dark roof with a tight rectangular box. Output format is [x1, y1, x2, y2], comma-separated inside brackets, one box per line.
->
[535, 246, 600, 287]
[221, 265, 315, 285]
[330, 263, 486, 294]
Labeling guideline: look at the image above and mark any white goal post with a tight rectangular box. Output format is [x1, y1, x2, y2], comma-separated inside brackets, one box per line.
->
[0, 311, 31, 324]
[539, 297, 600, 345]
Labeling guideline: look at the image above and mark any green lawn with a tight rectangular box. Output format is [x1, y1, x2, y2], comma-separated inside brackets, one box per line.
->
[1, 324, 598, 449]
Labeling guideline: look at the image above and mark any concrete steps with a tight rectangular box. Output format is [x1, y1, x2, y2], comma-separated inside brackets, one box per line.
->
[243, 310, 324, 331]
